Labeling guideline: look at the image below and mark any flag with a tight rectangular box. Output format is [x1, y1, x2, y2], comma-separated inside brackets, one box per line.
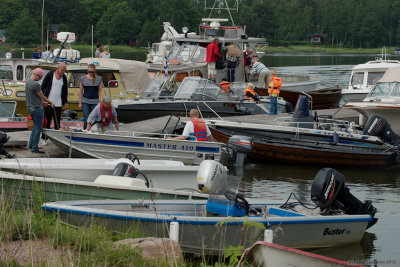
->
[163, 56, 168, 77]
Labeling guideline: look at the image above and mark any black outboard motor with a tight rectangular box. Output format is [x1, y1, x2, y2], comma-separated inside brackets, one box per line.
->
[62, 110, 78, 120]
[112, 162, 138, 177]
[0, 131, 14, 159]
[289, 95, 314, 129]
[227, 135, 252, 167]
[363, 114, 400, 146]
[311, 168, 377, 229]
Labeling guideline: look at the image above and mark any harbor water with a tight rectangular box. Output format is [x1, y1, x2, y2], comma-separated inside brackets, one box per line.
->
[89, 51, 400, 264]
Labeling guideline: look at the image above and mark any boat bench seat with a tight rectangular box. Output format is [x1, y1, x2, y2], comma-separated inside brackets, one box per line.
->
[94, 175, 146, 187]
[268, 207, 304, 217]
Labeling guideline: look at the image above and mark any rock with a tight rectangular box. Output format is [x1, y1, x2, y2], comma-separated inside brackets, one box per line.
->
[114, 237, 183, 264]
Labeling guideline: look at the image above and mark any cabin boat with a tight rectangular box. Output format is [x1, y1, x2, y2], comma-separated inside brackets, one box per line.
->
[341, 49, 400, 102]
[0, 58, 150, 116]
[114, 77, 287, 123]
[345, 66, 400, 134]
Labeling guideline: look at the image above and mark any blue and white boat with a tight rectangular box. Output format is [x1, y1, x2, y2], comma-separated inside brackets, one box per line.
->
[42, 162, 377, 255]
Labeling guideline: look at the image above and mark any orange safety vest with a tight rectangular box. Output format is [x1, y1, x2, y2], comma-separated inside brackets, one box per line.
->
[219, 81, 230, 94]
[191, 118, 208, 141]
[244, 87, 257, 101]
[268, 76, 282, 95]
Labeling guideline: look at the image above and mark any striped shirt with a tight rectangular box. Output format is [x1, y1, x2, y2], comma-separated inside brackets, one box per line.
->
[81, 75, 103, 104]
[250, 61, 269, 75]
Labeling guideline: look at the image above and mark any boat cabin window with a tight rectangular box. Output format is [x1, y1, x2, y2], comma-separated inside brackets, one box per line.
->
[191, 46, 206, 63]
[351, 72, 364, 88]
[368, 82, 392, 98]
[367, 72, 385, 85]
[391, 83, 400, 97]
[0, 65, 13, 80]
[98, 72, 118, 87]
[168, 42, 181, 60]
[16, 65, 24, 81]
[176, 42, 198, 62]
[69, 72, 86, 87]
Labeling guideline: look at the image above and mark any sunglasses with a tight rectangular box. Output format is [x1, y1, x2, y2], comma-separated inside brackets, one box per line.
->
[88, 71, 95, 74]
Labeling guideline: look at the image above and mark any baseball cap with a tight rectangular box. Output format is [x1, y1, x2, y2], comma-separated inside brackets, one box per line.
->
[33, 68, 44, 76]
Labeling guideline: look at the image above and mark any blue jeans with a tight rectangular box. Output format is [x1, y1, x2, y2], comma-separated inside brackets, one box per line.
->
[28, 107, 44, 151]
[270, 96, 277, 114]
[82, 102, 98, 129]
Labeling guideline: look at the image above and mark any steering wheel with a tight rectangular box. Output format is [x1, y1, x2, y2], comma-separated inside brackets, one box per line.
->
[125, 152, 140, 165]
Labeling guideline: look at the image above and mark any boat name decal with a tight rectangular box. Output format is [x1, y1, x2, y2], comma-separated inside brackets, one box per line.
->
[323, 228, 348, 235]
[145, 143, 194, 151]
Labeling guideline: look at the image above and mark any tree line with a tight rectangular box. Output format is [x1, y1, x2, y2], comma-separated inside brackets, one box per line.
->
[1, 0, 399, 48]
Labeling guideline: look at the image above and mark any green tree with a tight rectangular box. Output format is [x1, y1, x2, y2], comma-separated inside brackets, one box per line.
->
[137, 20, 162, 45]
[5, 8, 40, 44]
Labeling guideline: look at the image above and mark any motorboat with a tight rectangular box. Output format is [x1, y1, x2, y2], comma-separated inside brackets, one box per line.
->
[0, 156, 201, 190]
[208, 96, 400, 167]
[0, 58, 150, 116]
[345, 66, 400, 134]
[145, 22, 180, 64]
[245, 241, 362, 267]
[146, 1, 319, 92]
[114, 77, 288, 123]
[42, 162, 377, 255]
[341, 48, 400, 102]
[42, 128, 228, 166]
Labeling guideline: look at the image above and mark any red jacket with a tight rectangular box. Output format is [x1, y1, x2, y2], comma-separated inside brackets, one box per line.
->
[206, 42, 220, 63]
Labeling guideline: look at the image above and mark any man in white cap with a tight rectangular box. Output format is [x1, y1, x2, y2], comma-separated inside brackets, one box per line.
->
[25, 68, 54, 153]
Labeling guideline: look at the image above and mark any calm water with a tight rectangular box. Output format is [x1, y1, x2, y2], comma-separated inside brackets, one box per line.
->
[58, 51, 400, 265]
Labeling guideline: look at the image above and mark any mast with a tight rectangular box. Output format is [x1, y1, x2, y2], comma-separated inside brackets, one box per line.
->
[41, 0, 45, 48]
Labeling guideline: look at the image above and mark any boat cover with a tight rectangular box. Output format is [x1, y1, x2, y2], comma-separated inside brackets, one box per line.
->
[80, 58, 151, 94]
[378, 66, 400, 83]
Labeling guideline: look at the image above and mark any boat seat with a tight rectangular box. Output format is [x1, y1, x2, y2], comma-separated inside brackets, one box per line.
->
[94, 175, 146, 187]
[268, 207, 304, 217]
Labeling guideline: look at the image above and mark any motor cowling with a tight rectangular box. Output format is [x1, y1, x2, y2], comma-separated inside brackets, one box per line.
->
[197, 160, 227, 194]
[112, 162, 138, 178]
[228, 135, 253, 167]
[311, 168, 377, 229]
[363, 114, 400, 146]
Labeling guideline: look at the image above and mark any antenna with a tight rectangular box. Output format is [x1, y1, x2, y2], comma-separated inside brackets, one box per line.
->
[204, 0, 239, 26]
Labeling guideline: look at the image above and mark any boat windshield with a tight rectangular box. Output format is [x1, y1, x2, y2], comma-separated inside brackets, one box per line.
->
[168, 42, 181, 60]
[0, 65, 13, 80]
[368, 82, 393, 97]
[191, 46, 206, 63]
[175, 42, 198, 62]
[367, 72, 385, 85]
[142, 78, 168, 98]
[174, 77, 201, 99]
[351, 72, 364, 88]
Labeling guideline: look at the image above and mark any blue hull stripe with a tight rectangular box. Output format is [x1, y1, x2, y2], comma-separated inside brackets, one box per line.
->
[42, 206, 371, 226]
[196, 146, 219, 153]
[68, 136, 145, 148]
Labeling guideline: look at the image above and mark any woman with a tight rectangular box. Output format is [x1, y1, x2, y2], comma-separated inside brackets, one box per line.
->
[79, 64, 103, 129]
[100, 45, 110, 58]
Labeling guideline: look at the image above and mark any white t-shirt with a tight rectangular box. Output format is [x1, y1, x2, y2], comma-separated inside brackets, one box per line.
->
[182, 120, 211, 139]
[48, 74, 64, 107]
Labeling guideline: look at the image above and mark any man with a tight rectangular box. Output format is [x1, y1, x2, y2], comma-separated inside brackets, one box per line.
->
[249, 59, 270, 88]
[41, 63, 68, 140]
[95, 43, 102, 58]
[85, 97, 119, 134]
[206, 38, 220, 82]
[25, 68, 55, 153]
[168, 109, 213, 142]
[268, 70, 282, 115]
[243, 48, 252, 82]
[244, 83, 260, 102]
[226, 42, 241, 82]
[41, 45, 51, 60]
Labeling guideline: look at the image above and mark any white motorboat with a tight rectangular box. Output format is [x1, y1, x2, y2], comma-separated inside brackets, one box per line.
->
[42, 128, 227, 166]
[42, 162, 377, 255]
[345, 66, 400, 134]
[341, 48, 400, 102]
[0, 157, 201, 190]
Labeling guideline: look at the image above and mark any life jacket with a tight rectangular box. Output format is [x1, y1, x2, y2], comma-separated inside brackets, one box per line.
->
[268, 76, 282, 95]
[244, 87, 257, 101]
[190, 118, 208, 141]
[219, 81, 230, 94]
[100, 103, 112, 127]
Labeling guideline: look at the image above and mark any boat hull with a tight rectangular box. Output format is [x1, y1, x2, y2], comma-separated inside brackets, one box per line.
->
[42, 199, 372, 255]
[209, 124, 397, 167]
[43, 129, 226, 168]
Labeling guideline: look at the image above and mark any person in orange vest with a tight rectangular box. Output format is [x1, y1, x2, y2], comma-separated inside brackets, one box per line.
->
[244, 83, 260, 102]
[219, 78, 231, 95]
[168, 109, 214, 142]
[268, 70, 282, 115]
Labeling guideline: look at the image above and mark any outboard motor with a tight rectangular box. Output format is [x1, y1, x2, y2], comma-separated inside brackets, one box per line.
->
[0, 131, 14, 159]
[62, 110, 78, 120]
[228, 135, 252, 167]
[112, 162, 138, 177]
[363, 114, 400, 146]
[289, 95, 314, 129]
[311, 168, 377, 229]
[197, 160, 249, 216]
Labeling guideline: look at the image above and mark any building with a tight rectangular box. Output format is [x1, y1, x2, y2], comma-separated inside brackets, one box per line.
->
[309, 33, 326, 44]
